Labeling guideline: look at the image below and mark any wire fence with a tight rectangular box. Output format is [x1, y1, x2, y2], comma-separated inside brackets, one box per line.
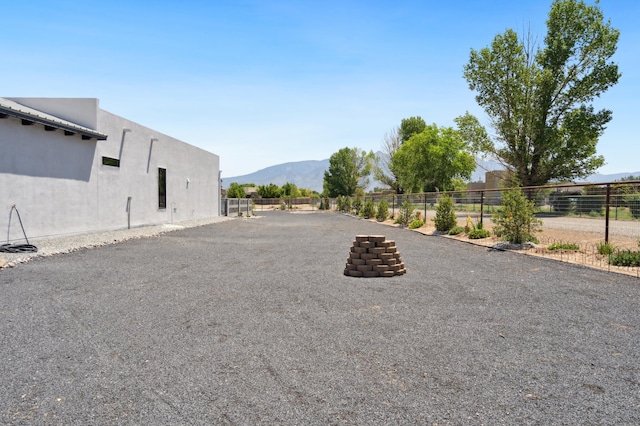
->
[224, 180, 640, 277]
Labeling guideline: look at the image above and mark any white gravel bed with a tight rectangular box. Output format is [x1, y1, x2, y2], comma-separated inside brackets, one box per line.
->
[0, 216, 233, 269]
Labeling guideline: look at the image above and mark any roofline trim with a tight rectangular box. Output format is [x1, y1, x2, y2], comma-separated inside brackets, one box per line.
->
[0, 104, 108, 140]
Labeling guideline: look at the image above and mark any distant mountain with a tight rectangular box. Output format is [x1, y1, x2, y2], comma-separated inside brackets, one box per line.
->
[584, 172, 640, 183]
[223, 156, 639, 193]
[223, 159, 329, 193]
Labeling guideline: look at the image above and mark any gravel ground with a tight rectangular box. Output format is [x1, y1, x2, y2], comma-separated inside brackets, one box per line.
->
[1, 210, 639, 424]
[0, 216, 233, 269]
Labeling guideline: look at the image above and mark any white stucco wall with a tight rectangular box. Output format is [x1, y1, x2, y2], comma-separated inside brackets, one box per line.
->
[0, 98, 220, 242]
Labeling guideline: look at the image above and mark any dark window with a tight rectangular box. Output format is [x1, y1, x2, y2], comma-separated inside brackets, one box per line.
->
[158, 168, 166, 209]
[102, 156, 120, 167]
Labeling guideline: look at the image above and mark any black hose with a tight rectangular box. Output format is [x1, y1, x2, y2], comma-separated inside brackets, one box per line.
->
[0, 243, 38, 253]
[3, 205, 38, 253]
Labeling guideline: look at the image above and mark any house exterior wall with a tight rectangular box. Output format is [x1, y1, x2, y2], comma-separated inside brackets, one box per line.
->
[1, 98, 220, 242]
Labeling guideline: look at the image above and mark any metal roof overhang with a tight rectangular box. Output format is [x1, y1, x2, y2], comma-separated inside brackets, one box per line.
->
[0, 104, 108, 141]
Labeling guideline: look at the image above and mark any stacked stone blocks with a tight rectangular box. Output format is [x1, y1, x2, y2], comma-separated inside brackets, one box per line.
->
[344, 235, 406, 278]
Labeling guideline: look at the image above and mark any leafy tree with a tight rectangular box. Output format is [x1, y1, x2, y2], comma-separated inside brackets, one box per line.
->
[227, 182, 246, 199]
[393, 124, 475, 192]
[458, 0, 620, 187]
[299, 188, 318, 197]
[399, 116, 427, 143]
[257, 183, 281, 198]
[323, 147, 375, 197]
[281, 182, 300, 198]
[374, 126, 404, 194]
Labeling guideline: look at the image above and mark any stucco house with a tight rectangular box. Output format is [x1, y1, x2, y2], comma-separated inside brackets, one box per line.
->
[0, 97, 220, 242]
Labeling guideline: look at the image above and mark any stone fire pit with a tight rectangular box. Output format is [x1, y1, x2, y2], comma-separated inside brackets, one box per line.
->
[344, 235, 406, 278]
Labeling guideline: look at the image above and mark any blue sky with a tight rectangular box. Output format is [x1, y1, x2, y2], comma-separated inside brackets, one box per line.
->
[4, 0, 639, 178]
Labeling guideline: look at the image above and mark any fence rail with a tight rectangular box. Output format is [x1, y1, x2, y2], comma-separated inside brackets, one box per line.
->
[362, 181, 640, 244]
[225, 180, 640, 246]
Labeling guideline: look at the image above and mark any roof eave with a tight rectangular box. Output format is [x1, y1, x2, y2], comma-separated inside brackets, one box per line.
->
[0, 105, 108, 141]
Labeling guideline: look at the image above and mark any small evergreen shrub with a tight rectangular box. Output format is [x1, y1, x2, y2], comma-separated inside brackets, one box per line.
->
[548, 243, 580, 251]
[362, 199, 375, 219]
[376, 199, 389, 221]
[609, 250, 640, 267]
[352, 196, 363, 215]
[395, 199, 415, 227]
[492, 189, 542, 244]
[345, 196, 353, 214]
[449, 226, 465, 235]
[433, 195, 457, 232]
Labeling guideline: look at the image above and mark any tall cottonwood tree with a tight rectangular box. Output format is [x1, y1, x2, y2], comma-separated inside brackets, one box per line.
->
[457, 0, 620, 187]
[393, 124, 475, 193]
[399, 116, 427, 143]
[323, 147, 375, 197]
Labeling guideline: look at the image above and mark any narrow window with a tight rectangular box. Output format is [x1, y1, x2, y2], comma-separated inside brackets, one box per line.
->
[102, 156, 120, 167]
[158, 168, 166, 209]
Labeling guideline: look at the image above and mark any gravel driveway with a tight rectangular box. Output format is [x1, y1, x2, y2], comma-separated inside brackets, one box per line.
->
[1, 211, 639, 424]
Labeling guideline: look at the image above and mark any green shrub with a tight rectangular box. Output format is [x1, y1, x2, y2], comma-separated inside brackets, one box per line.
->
[596, 241, 616, 255]
[361, 199, 375, 219]
[492, 189, 542, 244]
[341, 196, 353, 213]
[548, 243, 580, 251]
[409, 219, 425, 229]
[352, 196, 363, 215]
[433, 195, 457, 232]
[609, 250, 640, 267]
[376, 199, 389, 221]
[448, 226, 465, 235]
[395, 199, 415, 227]
[468, 227, 491, 239]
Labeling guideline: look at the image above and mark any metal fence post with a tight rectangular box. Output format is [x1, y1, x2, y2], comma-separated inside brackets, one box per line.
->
[605, 184, 610, 243]
[480, 191, 484, 225]
[392, 195, 395, 219]
[423, 194, 427, 216]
